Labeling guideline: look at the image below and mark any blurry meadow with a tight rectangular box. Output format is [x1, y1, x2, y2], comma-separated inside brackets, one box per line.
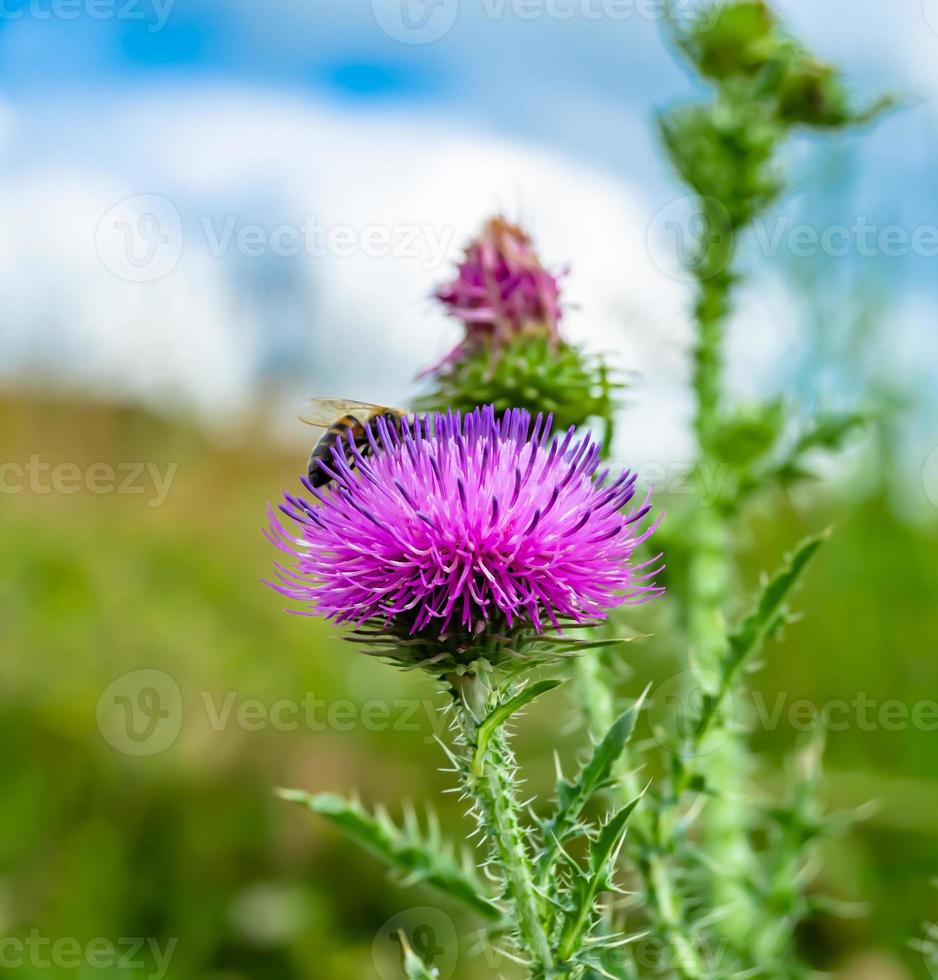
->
[3, 384, 937, 978]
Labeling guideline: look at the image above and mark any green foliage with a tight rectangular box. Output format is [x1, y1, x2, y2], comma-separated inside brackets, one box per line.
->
[672, 0, 892, 128]
[277, 790, 501, 922]
[297, 670, 652, 976]
[723, 531, 825, 669]
[676, 0, 777, 81]
[451, 674, 556, 970]
[557, 798, 642, 963]
[659, 95, 783, 231]
[660, 0, 893, 299]
[753, 732, 831, 966]
[539, 693, 646, 884]
[471, 679, 564, 779]
[585, 2, 896, 975]
[416, 335, 619, 443]
[679, 531, 827, 774]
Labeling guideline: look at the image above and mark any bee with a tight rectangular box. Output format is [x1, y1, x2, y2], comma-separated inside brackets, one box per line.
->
[299, 397, 408, 488]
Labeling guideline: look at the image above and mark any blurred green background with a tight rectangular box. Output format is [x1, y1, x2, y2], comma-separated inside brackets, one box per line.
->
[2, 387, 936, 979]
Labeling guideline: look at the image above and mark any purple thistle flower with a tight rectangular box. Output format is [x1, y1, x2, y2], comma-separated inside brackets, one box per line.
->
[427, 217, 565, 374]
[267, 407, 662, 648]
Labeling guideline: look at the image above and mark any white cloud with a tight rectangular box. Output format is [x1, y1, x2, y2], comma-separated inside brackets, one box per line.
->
[0, 86, 693, 462]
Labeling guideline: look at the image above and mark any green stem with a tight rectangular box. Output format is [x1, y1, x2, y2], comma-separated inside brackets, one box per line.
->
[686, 220, 756, 949]
[451, 673, 556, 975]
[644, 851, 706, 979]
[686, 213, 734, 686]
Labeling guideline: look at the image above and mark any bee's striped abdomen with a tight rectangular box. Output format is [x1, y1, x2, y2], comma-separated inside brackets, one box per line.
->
[307, 409, 405, 488]
[308, 415, 364, 487]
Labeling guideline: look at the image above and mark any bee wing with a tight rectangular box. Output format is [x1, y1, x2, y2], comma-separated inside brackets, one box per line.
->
[298, 397, 392, 428]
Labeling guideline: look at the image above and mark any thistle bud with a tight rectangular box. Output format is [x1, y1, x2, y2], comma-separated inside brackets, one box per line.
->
[420, 217, 617, 435]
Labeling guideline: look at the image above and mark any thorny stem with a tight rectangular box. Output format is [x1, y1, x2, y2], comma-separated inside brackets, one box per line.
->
[686, 208, 755, 947]
[644, 851, 707, 979]
[450, 672, 557, 976]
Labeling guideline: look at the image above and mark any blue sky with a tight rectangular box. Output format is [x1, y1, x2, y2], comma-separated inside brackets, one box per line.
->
[2, 0, 932, 243]
[1, 0, 932, 265]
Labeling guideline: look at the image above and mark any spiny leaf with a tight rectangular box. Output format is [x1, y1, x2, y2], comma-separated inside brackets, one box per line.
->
[540, 689, 648, 881]
[277, 789, 501, 921]
[471, 679, 563, 777]
[687, 530, 827, 752]
[726, 531, 827, 672]
[558, 795, 643, 961]
[398, 931, 440, 980]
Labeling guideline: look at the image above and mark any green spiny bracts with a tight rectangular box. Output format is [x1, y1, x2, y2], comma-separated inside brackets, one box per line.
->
[416, 334, 618, 441]
[418, 216, 619, 441]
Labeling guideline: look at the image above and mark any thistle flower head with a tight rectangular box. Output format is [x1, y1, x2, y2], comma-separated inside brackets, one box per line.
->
[267, 407, 661, 669]
[432, 217, 564, 367]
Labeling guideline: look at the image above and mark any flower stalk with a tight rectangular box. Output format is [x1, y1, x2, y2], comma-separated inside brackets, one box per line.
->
[450, 670, 557, 974]
[271, 405, 661, 975]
